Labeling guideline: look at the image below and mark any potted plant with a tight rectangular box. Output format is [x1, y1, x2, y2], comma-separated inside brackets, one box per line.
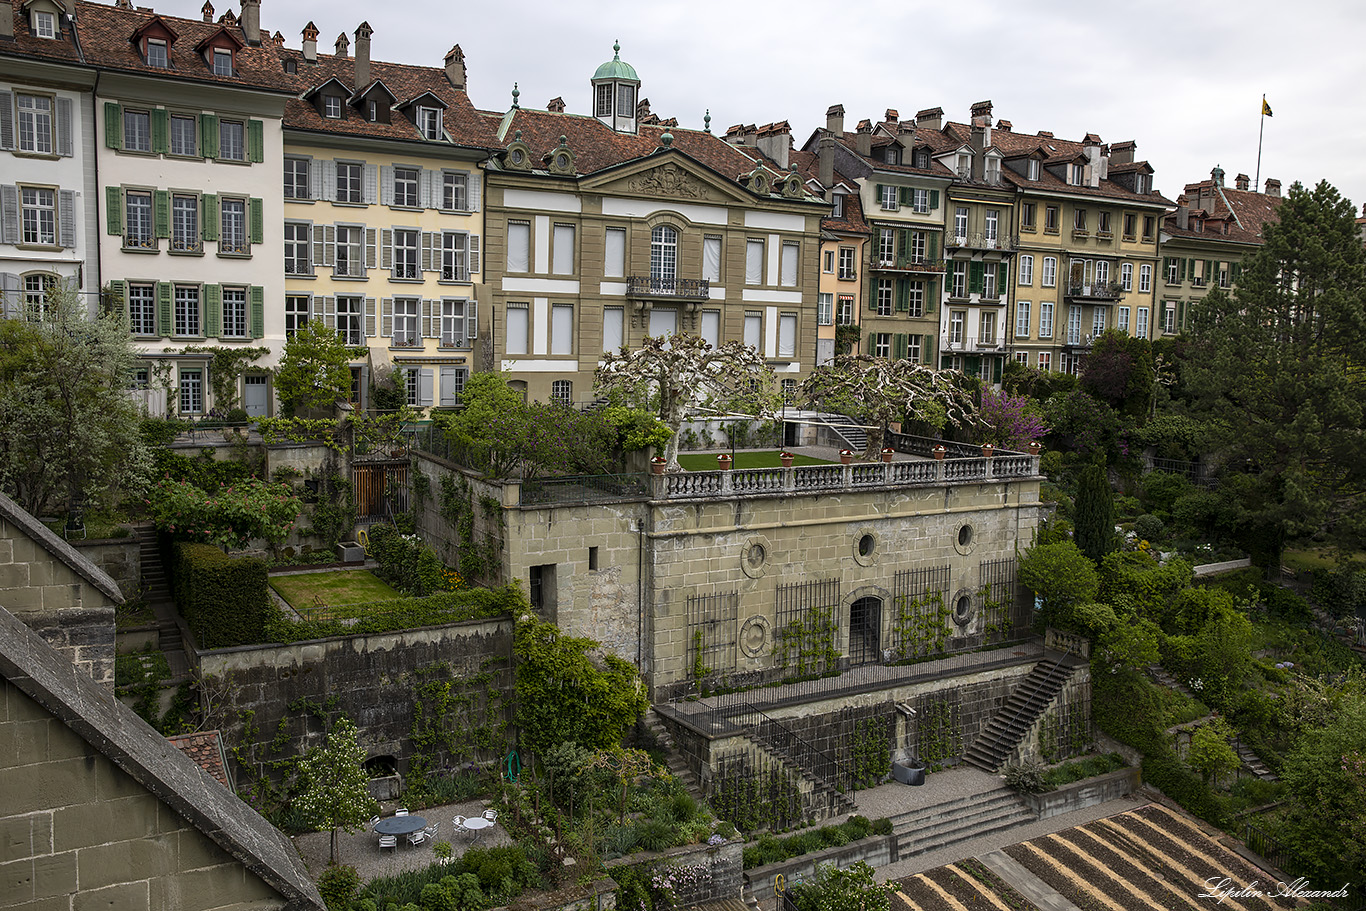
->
[1028, 441, 1042, 456]
[981, 443, 995, 459]
[881, 447, 895, 463]
[717, 453, 733, 471]
[650, 456, 667, 475]
[780, 452, 796, 468]
[932, 444, 947, 460]
[839, 449, 854, 465]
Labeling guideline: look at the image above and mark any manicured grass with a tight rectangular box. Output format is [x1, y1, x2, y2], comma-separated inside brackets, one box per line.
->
[1282, 546, 1366, 573]
[269, 569, 401, 614]
[676, 451, 831, 471]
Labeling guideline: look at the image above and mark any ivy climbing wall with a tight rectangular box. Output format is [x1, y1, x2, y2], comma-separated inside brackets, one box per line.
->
[411, 454, 507, 588]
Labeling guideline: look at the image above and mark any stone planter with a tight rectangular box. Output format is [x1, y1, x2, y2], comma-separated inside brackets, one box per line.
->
[337, 541, 365, 564]
[891, 759, 926, 786]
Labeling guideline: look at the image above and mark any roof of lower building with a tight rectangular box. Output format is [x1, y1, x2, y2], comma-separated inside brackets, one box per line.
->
[0, 492, 122, 604]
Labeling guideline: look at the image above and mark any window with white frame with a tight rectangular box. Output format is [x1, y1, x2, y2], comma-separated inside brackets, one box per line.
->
[507, 222, 530, 272]
[123, 109, 151, 152]
[983, 263, 998, 299]
[336, 162, 363, 203]
[335, 296, 363, 345]
[323, 96, 343, 119]
[1018, 254, 1033, 285]
[441, 298, 472, 347]
[32, 10, 55, 38]
[874, 333, 891, 358]
[219, 197, 247, 254]
[386, 228, 418, 279]
[1167, 259, 1179, 285]
[700, 310, 720, 347]
[745, 239, 764, 285]
[985, 209, 999, 245]
[594, 85, 612, 118]
[219, 119, 244, 161]
[21, 274, 54, 320]
[145, 38, 168, 68]
[174, 285, 200, 336]
[777, 313, 797, 358]
[878, 228, 895, 265]
[417, 107, 442, 141]
[1070, 163, 1084, 185]
[617, 84, 635, 117]
[1042, 256, 1057, 287]
[393, 167, 419, 207]
[602, 306, 624, 353]
[20, 187, 55, 245]
[1091, 308, 1106, 338]
[876, 278, 894, 316]
[703, 236, 721, 282]
[1143, 216, 1155, 240]
[836, 295, 854, 325]
[1066, 305, 1082, 344]
[1094, 260, 1110, 287]
[171, 194, 199, 252]
[1164, 303, 1176, 334]
[912, 188, 930, 213]
[1117, 306, 1130, 333]
[880, 185, 898, 210]
[1136, 306, 1149, 337]
[1015, 301, 1031, 337]
[951, 261, 967, 298]
[285, 295, 309, 336]
[284, 157, 309, 199]
[551, 304, 573, 356]
[743, 312, 762, 350]
[335, 225, 363, 277]
[442, 171, 467, 210]
[838, 246, 855, 280]
[179, 368, 203, 413]
[127, 283, 156, 335]
[284, 222, 310, 274]
[506, 302, 529, 355]
[1139, 264, 1152, 293]
[16, 94, 52, 154]
[832, 195, 845, 218]
[1039, 301, 1054, 338]
[818, 292, 833, 326]
[552, 223, 575, 275]
[1121, 263, 1133, 292]
[906, 334, 922, 364]
[980, 311, 997, 345]
[221, 287, 247, 338]
[956, 153, 970, 177]
[1037, 351, 1051, 371]
[954, 207, 968, 241]
[212, 48, 233, 76]
[949, 311, 965, 346]
[404, 368, 420, 406]
[603, 227, 626, 278]
[907, 281, 925, 318]
[909, 231, 927, 263]
[823, 250, 834, 274]
[1045, 206, 1059, 231]
[780, 242, 799, 287]
[985, 156, 1001, 184]
[650, 225, 677, 283]
[1021, 203, 1036, 230]
[440, 231, 467, 281]
[551, 380, 572, 405]
[1013, 351, 1029, 365]
[163, 113, 195, 156]
[391, 298, 419, 346]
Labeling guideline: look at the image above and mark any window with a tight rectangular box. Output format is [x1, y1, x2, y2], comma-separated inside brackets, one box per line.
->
[1073, 208, 1087, 232]
[778, 314, 797, 358]
[440, 231, 467, 281]
[836, 295, 854, 326]
[551, 304, 573, 356]
[20, 187, 55, 245]
[1136, 306, 1149, 337]
[506, 303, 529, 354]
[1012, 352, 1029, 365]
[393, 167, 419, 207]
[1067, 305, 1082, 344]
[16, 94, 52, 154]
[1123, 213, 1136, 238]
[1039, 301, 1054, 338]
[780, 242, 799, 287]
[1070, 163, 1084, 185]
[956, 153, 970, 177]
[912, 188, 930, 213]
[954, 207, 968, 241]
[22, 274, 55, 320]
[745, 239, 764, 285]
[284, 157, 310, 199]
[602, 306, 624, 353]
[702, 236, 721, 282]
[1045, 206, 1059, 232]
[171, 194, 199, 252]
[335, 225, 363, 277]
[1021, 203, 1036, 230]
[335, 296, 363, 345]
[878, 229, 895, 265]
[324, 96, 343, 119]
[417, 107, 442, 141]
[980, 311, 997, 345]
[442, 171, 467, 210]
[1142, 216, 1155, 240]
[817, 292, 833, 326]
[876, 278, 894, 316]
[165, 113, 196, 156]
[1097, 211, 1111, 236]
[650, 225, 678, 282]
[949, 311, 965, 345]
[1136, 174, 1151, 194]
[985, 157, 1001, 184]
[915, 149, 929, 169]
[909, 231, 927, 263]
[219, 119, 244, 161]
[1164, 304, 1176, 334]
[552, 224, 575, 275]
[285, 295, 309, 336]
[823, 250, 834, 274]
[392, 297, 419, 346]
[1027, 159, 1040, 180]
[617, 84, 635, 117]
[284, 222, 310, 274]
[146, 38, 168, 68]
[1095, 261, 1109, 286]
[595, 84, 612, 118]
[1139, 264, 1152, 293]
[874, 333, 891, 358]
[1015, 301, 1031, 337]
[384, 228, 416, 279]
[212, 48, 233, 76]
[906, 335, 922, 364]
[551, 380, 572, 405]
[744, 312, 762, 350]
[336, 162, 363, 203]
[440, 298, 472, 347]
[831, 195, 845, 218]
[404, 368, 420, 406]
[1219, 265, 1230, 288]
[1037, 352, 1051, 372]
[507, 221, 530, 272]
[1042, 257, 1057, 287]
[1167, 259, 1179, 285]
[128, 284, 156, 335]
[1091, 307, 1106, 338]
[219, 197, 246, 254]
[983, 263, 998, 299]
[985, 210, 999, 245]
[221, 287, 247, 337]
[880, 184, 898, 211]
[174, 285, 200, 336]
[907, 281, 925, 317]
[123, 109, 151, 152]
[1117, 306, 1130, 332]
[179, 368, 203, 413]
[838, 247, 855, 280]
[1018, 254, 1033, 285]
[33, 10, 55, 38]
[951, 261, 967, 298]
[1121, 263, 1133, 292]
[883, 146, 899, 165]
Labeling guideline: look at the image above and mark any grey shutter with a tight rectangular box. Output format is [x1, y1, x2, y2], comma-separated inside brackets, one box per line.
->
[0, 185, 18, 245]
[379, 165, 392, 206]
[321, 160, 336, 202]
[310, 159, 325, 201]
[324, 296, 336, 330]
[422, 298, 434, 337]
[313, 224, 326, 268]
[323, 224, 336, 267]
[58, 190, 75, 248]
[363, 164, 378, 204]
[421, 231, 435, 272]
[419, 368, 434, 407]
[312, 294, 326, 323]
[380, 228, 392, 270]
[466, 300, 477, 342]
[364, 297, 376, 337]
[467, 174, 480, 212]
[1, 273, 20, 318]
[55, 96, 73, 155]
[419, 169, 431, 209]
[365, 228, 377, 271]
[468, 235, 480, 273]
[381, 297, 393, 338]
[439, 366, 458, 406]
[0, 91, 12, 150]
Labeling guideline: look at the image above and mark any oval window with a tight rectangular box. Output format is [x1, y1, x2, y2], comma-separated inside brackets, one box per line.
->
[858, 534, 875, 558]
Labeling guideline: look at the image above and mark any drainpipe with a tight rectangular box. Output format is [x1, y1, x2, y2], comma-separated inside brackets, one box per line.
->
[635, 515, 645, 670]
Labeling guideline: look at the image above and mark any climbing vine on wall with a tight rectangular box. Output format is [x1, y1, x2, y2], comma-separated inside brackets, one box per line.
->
[408, 658, 510, 787]
[890, 591, 950, 661]
[1038, 696, 1092, 764]
[774, 606, 839, 678]
[978, 582, 1013, 643]
[916, 696, 963, 768]
[436, 473, 504, 585]
[708, 751, 805, 833]
[848, 713, 892, 789]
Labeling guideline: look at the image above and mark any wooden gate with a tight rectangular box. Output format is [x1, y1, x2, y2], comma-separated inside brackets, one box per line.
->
[352, 460, 409, 522]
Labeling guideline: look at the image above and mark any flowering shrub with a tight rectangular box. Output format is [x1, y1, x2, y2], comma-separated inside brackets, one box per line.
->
[367, 524, 462, 595]
[978, 388, 1048, 451]
[149, 478, 301, 550]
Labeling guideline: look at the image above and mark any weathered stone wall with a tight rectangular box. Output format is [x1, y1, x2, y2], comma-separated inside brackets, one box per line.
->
[605, 838, 744, 907]
[197, 617, 515, 785]
[744, 834, 898, 903]
[0, 677, 295, 910]
[73, 537, 141, 596]
[1012, 664, 1094, 767]
[411, 454, 509, 587]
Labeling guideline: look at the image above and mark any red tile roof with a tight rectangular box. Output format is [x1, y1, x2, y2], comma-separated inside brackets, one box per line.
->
[1163, 180, 1281, 245]
[167, 730, 233, 791]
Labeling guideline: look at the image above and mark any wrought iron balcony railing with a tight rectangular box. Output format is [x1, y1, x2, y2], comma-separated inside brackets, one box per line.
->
[625, 276, 711, 300]
[1065, 281, 1124, 301]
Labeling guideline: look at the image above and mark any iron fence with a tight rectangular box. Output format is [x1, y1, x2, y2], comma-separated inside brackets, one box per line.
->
[687, 590, 739, 679]
[520, 473, 650, 506]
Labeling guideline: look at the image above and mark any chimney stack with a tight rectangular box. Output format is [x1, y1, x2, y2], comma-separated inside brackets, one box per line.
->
[1211, 164, 1225, 187]
[201, 1, 213, 22]
[756, 121, 791, 170]
[271, 30, 283, 46]
[970, 100, 992, 128]
[334, 32, 349, 58]
[996, 119, 1012, 132]
[240, 0, 259, 45]
[353, 21, 371, 88]
[444, 45, 465, 90]
[547, 96, 565, 113]
[1235, 173, 1250, 191]
[1109, 140, 1135, 166]
[818, 133, 834, 190]
[915, 107, 943, 131]
[826, 104, 844, 136]
[0, 0, 13, 39]
[855, 119, 872, 157]
[301, 21, 317, 62]
[883, 108, 898, 127]
[1264, 178, 1281, 197]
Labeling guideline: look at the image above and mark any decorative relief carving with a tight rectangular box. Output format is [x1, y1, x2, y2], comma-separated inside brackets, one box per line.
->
[629, 164, 709, 199]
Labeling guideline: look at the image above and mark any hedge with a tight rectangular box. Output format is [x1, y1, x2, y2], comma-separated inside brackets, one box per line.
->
[171, 542, 271, 649]
[263, 584, 524, 643]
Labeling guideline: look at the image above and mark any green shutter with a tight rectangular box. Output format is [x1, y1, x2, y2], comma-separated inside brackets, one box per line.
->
[928, 233, 938, 261]
[894, 333, 907, 360]
[249, 198, 264, 244]
[107, 280, 126, 318]
[156, 282, 172, 337]
[896, 279, 908, 312]
[875, 184, 885, 204]
[929, 189, 940, 210]
[201, 194, 218, 241]
[103, 102, 122, 150]
[1206, 260, 1216, 282]
[200, 114, 219, 159]
[1179, 258, 1187, 280]
[153, 190, 169, 238]
[151, 108, 169, 154]
[925, 280, 937, 313]
[1231, 262, 1242, 281]
[969, 261, 984, 294]
[105, 186, 122, 234]
[1000, 261, 1009, 287]
[866, 332, 876, 355]
[248, 119, 264, 163]
[897, 229, 908, 265]
[250, 286, 264, 339]
[1177, 299, 1185, 329]
[923, 333, 935, 363]
[203, 284, 221, 337]
[899, 186, 912, 206]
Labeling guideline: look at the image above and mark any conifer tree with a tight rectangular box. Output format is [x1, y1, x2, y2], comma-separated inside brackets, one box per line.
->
[1074, 461, 1117, 564]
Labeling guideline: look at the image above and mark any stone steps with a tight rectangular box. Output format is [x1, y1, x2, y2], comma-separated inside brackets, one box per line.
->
[641, 709, 705, 802]
[1235, 742, 1277, 781]
[889, 786, 1036, 859]
[962, 661, 1075, 772]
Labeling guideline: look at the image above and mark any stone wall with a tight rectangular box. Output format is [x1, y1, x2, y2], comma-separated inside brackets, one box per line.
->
[411, 454, 510, 588]
[1022, 766, 1140, 819]
[73, 537, 141, 596]
[1012, 664, 1094, 767]
[605, 838, 744, 907]
[744, 834, 897, 903]
[197, 617, 515, 784]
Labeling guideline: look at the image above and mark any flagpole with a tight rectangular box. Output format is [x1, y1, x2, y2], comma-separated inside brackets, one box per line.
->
[1255, 93, 1266, 191]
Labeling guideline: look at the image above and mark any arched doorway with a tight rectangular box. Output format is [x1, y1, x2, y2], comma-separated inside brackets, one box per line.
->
[848, 596, 882, 666]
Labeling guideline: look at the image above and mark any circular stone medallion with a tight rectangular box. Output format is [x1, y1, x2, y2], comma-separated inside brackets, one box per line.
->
[740, 615, 770, 658]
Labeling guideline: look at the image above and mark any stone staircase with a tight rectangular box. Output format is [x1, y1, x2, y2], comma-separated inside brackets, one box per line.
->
[1146, 663, 1196, 699]
[640, 709, 705, 801]
[134, 526, 190, 679]
[817, 413, 868, 453]
[1235, 741, 1278, 781]
[962, 659, 1077, 772]
[888, 785, 1035, 859]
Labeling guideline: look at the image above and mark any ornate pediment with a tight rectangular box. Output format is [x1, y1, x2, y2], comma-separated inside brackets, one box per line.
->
[627, 163, 711, 200]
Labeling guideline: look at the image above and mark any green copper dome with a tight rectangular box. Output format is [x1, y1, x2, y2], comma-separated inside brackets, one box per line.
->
[593, 41, 639, 82]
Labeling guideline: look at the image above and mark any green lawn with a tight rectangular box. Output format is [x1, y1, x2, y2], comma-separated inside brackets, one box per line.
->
[269, 569, 401, 616]
[676, 451, 832, 471]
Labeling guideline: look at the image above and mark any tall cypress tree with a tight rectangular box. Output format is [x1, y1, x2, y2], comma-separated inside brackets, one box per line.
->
[1074, 461, 1117, 565]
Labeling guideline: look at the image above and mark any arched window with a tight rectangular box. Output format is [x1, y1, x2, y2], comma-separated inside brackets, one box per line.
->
[650, 225, 678, 287]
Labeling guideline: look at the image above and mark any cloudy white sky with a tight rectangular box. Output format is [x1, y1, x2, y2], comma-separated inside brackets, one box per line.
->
[243, 0, 1366, 210]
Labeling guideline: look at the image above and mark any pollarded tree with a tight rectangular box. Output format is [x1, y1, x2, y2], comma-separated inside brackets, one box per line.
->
[799, 355, 979, 459]
[294, 716, 377, 866]
[595, 334, 776, 469]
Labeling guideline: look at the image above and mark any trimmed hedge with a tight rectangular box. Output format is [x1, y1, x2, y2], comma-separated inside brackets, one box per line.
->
[741, 815, 891, 869]
[263, 584, 523, 643]
[172, 543, 271, 649]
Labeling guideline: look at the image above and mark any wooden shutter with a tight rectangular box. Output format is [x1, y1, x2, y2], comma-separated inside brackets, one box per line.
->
[310, 160, 325, 201]
[467, 175, 480, 212]
[419, 368, 434, 407]
[363, 164, 378, 204]
[422, 298, 434, 338]
[380, 229, 393, 270]
[322, 224, 336, 267]
[313, 224, 326, 268]
[0, 272, 18, 318]
[151, 108, 169, 153]
[875, 184, 884, 205]
[469, 235, 480, 273]
[421, 231, 435, 272]
[379, 165, 392, 206]
[203, 284, 221, 337]
[103, 102, 122, 150]
[312, 294, 326, 323]
[200, 114, 218, 158]
[107, 280, 126, 318]
[895, 278, 908, 312]
[0, 91, 12, 150]
[104, 186, 122, 235]
[156, 282, 172, 336]
[250, 286, 264, 338]
[969, 261, 984, 294]
[999, 261, 1008, 287]
[320, 160, 336, 202]
[925, 280, 937, 313]
[58, 190, 75, 248]
[154, 190, 169, 238]
[0, 186, 17, 245]
[899, 186, 912, 206]
[439, 366, 458, 406]
[381, 298, 393, 338]
[466, 301, 477, 342]
[365, 297, 376, 337]
[929, 189, 940, 210]
[249, 198, 264, 244]
[928, 233, 938, 261]
[247, 119, 264, 163]
[419, 168, 431, 209]
[55, 97, 72, 157]
[200, 194, 218, 241]
[365, 228, 377, 271]
[323, 296, 336, 330]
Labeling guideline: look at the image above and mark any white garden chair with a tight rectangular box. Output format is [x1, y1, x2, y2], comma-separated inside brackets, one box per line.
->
[379, 834, 398, 851]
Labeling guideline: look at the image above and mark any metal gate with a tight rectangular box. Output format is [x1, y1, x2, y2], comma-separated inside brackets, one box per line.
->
[848, 596, 882, 666]
[352, 460, 409, 523]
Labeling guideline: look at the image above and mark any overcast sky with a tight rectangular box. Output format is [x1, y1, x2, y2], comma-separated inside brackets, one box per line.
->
[246, 0, 1366, 212]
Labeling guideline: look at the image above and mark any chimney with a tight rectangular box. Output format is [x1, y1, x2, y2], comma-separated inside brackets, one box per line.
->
[970, 100, 992, 128]
[818, 132, 834, 190]
[1, 0, 13, 39]
[301, 21, 317, 62]
[756, 121, 791, 170]
[547, 96, 565, 113]
[1037, 130, 1053, 139]
[1264, 178, 1281, 197]
[970, 123, 987, 180]
[444, 45, 465, 89]
[353, 21, 371, 88]
[1109, 140, 1135, 166]
[1235, 172, 1250, 191]
[636, 97, 651, 120]
[1211, 164, 1225, 187]
[271, 30, 283, 46]
[855, 119, 872, 157]
[1176, 201, 1189, 230]
[201, 0, 213, 22]
[334, 32, 349, 59]
[883, 108, 898, 127]
[240, 0, 259, 45]
[826, 104, 844, 136]
[915, 106, 943, 131]
[995, 119, 1012, 132]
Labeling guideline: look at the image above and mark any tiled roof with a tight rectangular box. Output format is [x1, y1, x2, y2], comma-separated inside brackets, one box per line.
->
[167, 730, 233, 791]
[0, 1, 84, 65]
[788, 149, 869, 234]
[1163, 180, 1281, 245]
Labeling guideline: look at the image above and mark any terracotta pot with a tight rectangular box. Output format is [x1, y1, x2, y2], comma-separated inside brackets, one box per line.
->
[650, 458, 666, 476]
[881, 447, 894, 464]
[780, 453, 795, 468]
[981, 443, 995, 458]
[1028, 441, 1042, 456]
[932, 444, 947, 461]
[839, 450, 853, 465]
[717, 454, 733, 471]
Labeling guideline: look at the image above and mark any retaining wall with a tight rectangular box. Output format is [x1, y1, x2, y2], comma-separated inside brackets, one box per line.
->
[744, 834, 897, 903]
[1022, 766, 1140, 819]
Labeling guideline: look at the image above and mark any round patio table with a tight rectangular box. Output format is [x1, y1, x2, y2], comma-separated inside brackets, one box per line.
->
[374, 815, 427, 836]
[461, 817, 492, 835]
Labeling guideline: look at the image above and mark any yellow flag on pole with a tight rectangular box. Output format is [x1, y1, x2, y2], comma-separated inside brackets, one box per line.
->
[1262, 99, 1273, 117]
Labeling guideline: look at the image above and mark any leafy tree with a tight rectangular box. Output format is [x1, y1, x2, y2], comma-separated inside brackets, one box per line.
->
[294, 716, 378, 866]
[1018, 541, 1099, 629]
[977, 388, 1047, 451]
[1080, 330, 1155, 420]
[787, 861, 898, 911]
[1184, 180, 1366, 566]
[595, 334, 775, 469]
[274, 323, 352, 417]
[1073, 462, 1118, 564]
[1187, 717, 1239, 785]
[799, 354, 979, 459]
[148, 478, 301, 549]
[1042, 388, 1121, 461]
[0, 282, 150, 517]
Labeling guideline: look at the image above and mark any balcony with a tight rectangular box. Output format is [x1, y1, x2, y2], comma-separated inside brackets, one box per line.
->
[939, 336, 1005, 354]
[944, 233, 1018, 252]
[626, 276, 710, 301]
[390, 332, 422, 349]
[1065, 281, 1124, 301]
[874, 256, 946, 273]
[1062, 333, 1099, 350]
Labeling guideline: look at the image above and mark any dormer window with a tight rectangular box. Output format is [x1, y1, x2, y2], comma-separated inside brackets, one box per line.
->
[1071, 163, 1084, 185]
[914, 149, 929, 169]
[1135, 174, 1150, 194]
[284, 59, 297, 74]
[368, 101, 378, 122]
[1027, 159, 1040, 180]
[417, 107, 442, 141]
[832, 194, 845, 218]
[33, 10, 56, 38]
[985, 156, 1001, 183]
[883, 147, 899, 165]
[956, 153, 970, 177]
[212, 48, 233, 76]
[324, 96, 342, 119]
[146, 38, 169, 68]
